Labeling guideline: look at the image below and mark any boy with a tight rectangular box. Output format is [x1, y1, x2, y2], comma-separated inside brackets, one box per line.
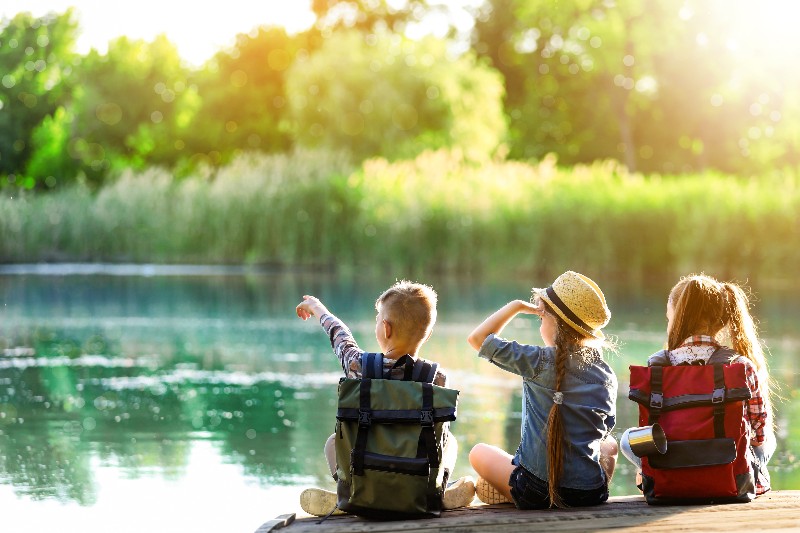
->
[295, 280, 474, 516]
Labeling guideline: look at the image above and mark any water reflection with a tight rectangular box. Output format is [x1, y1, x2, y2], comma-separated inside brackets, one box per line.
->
[1, 271, 799, 520]
[0, 358, 340, 502]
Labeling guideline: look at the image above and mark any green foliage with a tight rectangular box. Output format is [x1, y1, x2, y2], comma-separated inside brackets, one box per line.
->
[473, 0, 800, 174]
[24, 106, 79, 188]
[0, 10, 78, 186]
[286, 30, 506, 160]
[3, 149, 799, 282]
[186, 27, 322, 165]
[312, 0, 436, 33]
[66, 35, 191, 184]
[3, 3, 800, 190]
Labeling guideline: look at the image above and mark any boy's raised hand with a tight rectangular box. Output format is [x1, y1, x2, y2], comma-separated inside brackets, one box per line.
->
[296, 295, 329, 320]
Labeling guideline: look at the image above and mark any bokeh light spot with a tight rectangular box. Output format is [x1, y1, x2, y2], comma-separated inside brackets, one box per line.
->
[230, 70, 248, 88]
[341, 112, 364, 136]
[268, 49, 291, 71]
[96, 102, 123, 125]
[359, 99, 374, 114]
[392, 104, 418, 131]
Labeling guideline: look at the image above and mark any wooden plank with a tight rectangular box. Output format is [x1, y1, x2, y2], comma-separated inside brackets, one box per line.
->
[279, 492, 800, 532]
[254, 513, 296, 533]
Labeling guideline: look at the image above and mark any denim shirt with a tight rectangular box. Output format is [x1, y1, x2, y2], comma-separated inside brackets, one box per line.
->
[479, 333, 617, 490]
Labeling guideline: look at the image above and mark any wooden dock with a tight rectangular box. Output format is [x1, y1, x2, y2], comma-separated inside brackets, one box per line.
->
[257, 491, 800, 532]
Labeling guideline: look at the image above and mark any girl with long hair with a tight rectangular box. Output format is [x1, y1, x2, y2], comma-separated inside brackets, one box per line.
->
[620, 274, 775, 495]
[466, 271, 618, 508]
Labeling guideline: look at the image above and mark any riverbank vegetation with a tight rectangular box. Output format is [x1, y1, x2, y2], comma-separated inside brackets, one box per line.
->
[3, 1, 800, 191]
[3, 149, 797, 281]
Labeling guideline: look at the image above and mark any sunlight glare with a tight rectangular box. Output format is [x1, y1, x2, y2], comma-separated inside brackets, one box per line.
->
[0, 0, 316, 66]
[723, 0, 800, 65]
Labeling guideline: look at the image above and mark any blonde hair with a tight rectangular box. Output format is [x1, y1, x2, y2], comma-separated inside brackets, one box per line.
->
[375, 280, 437, 344]
[668, 274, 774, 428]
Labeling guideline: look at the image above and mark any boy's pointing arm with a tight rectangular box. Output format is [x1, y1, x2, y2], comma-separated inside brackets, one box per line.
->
[296, 295, 364, 377]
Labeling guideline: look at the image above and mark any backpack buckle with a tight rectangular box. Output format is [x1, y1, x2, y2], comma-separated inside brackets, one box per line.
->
[420, 409, 434, 427]
[712, 388, 725, 404]
[358, 409, 372, 427]
[650, 393, 663, 409]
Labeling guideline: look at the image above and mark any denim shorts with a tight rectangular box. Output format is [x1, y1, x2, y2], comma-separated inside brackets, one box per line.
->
[508, 464, 609, 509]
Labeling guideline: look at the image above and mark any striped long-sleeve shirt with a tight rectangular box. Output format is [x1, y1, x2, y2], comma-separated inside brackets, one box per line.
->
[319, 313, 447, 387]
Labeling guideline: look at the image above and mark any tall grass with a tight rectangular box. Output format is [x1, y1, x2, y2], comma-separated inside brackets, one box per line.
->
[2, 149, 798, 281]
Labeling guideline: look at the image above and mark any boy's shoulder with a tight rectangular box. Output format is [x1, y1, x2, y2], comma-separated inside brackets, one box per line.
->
[422, 357, 448, 387]
[357, 353, 449, 387]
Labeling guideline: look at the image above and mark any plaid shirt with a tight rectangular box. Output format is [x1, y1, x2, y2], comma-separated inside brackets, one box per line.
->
[671, 335, 769, 495]
[319, 313, 447, 387]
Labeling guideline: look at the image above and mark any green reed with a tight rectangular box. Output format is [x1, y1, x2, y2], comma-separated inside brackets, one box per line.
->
[2, 149, 797, 281]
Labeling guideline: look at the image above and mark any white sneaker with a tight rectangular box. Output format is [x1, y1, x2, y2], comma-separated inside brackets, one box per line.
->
[299, 488, 346, 517]
[442, 476, 476, 509]
[475, 476, 511, 504]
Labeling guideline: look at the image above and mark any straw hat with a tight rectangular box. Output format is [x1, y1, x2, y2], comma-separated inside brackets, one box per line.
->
[532, 271, 610, 339]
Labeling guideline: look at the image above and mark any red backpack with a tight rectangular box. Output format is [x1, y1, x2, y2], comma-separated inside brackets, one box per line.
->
[629, 347, 756, 504]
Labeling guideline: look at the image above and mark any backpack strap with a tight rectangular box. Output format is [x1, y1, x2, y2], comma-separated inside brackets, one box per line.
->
[646, 350, 668, 425]
[414, 381, 440, 468]
[351, 378, 372, 476]
[708, 346, 739, 438]
[708, 346, 739, 365]
[362, 353, 384, 379]
[411, 359, 439, 384]
[647, 349, 672, 367]
[711, 363, 727, 438]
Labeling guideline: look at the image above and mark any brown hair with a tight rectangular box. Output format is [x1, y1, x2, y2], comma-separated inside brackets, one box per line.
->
[542, 301, 596, 508]
[375, 280, 437, 345]
[668, 274, 773, 426]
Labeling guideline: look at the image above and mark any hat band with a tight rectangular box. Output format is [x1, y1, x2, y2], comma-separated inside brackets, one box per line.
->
[545, 286, 594, 335]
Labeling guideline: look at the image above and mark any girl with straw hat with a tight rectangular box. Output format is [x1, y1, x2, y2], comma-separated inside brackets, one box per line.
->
[466, 271, 618, 508]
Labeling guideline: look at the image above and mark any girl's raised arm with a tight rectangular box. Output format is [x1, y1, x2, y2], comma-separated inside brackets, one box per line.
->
[467, 299, 542, 350]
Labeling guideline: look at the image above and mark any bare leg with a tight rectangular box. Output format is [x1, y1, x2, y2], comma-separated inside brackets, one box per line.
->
[299, 433, 344, 517]
[324, 433, 336, 479]
[469, 443, 516, 502]
[441, 430, 458, 476]
[600, 435, 618, 483]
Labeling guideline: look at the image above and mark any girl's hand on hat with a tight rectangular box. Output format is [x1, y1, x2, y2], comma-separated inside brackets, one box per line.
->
[516, 299, 544, 316]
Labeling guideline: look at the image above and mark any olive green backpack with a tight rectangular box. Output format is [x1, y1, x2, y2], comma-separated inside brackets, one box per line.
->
[334, 353, 459, 519]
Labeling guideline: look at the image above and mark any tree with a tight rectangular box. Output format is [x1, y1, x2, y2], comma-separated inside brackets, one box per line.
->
[312, 0, 433, 33]
[0, 10, 78, 188]
[186, 27, 323, 166]
[286, 30, 506, 161]
[472, 0, 800, 174]
[66, 35, 193, 184]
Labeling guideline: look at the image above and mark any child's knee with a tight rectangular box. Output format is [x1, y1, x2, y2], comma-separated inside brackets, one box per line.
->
[601, 435, 619, 457]
[469, 443, 491, 470]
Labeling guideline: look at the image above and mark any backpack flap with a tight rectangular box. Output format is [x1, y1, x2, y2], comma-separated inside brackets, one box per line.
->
[337, 379, 458, 424]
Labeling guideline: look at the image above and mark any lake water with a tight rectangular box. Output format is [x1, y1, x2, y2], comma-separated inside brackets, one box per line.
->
[1, 267, 799, 532]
